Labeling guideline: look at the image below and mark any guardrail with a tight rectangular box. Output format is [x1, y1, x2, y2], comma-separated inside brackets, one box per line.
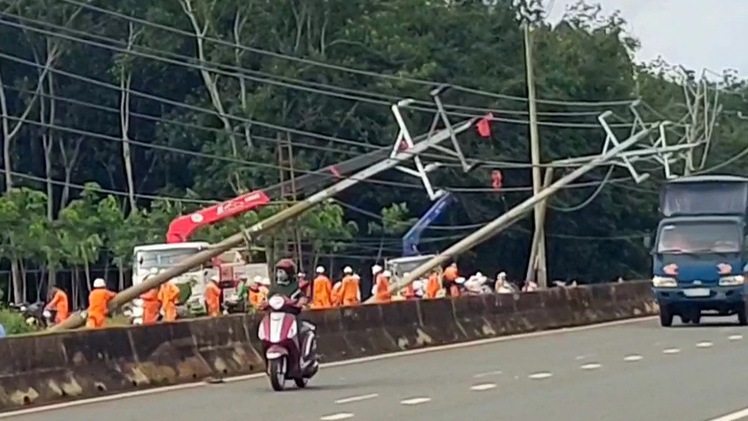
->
[0, 280, 655, 412]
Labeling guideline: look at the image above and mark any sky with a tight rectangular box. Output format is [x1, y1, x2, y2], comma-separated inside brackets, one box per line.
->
[545, 0, 748, 76]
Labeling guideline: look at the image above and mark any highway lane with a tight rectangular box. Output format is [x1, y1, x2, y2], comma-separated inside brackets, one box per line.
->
[7, 316, 748, 421]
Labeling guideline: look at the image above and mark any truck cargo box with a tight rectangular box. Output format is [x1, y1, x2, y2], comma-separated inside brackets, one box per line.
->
[660, 175, 748, 217]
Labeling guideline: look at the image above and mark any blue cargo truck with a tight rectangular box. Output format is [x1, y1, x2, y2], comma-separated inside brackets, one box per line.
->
[646, 175, 748, 327]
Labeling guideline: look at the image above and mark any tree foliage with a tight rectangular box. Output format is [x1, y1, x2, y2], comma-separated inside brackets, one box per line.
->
[0, 0, 746, 302]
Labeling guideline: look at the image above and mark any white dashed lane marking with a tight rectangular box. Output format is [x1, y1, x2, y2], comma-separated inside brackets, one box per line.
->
[696, 341, 713, 348]
[729, 334, 743, 341]
[473, 370, 502, 378]
[623, 355, 643, 362]
[335, 394, 379, 404]
[320, 413, 354, 420]
[528, 372, 553, 380]
[401, 397, 431, 406]
[470, 383, 497, 391]
[580, 363, 601, 370]
[663, 348, 681, 354]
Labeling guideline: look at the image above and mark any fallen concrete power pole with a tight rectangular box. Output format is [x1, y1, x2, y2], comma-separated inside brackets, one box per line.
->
[52, 91, 480, 331]
[372, 121, 660, 300]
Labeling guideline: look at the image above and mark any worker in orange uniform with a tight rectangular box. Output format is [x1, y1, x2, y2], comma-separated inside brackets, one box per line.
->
[45, 286, 69, 324]
[331, 281, 343, 307]
[86, 278, 116, 328]
[425, 270, 441, 299]
[340, 268, 361, 306]
[204, 275, 222, 317]
[311, 266, 332, 309]
[443, 262, 460, 297]
[249, 276, 271, 309]
[374, 269, 392, 303]
[400, 272, 416, 299]
[158, 279, 181, 322]
[139, 272, 162, 325]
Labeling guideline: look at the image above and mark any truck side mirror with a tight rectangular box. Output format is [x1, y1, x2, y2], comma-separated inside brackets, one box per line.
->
[642, 236, 651, 249]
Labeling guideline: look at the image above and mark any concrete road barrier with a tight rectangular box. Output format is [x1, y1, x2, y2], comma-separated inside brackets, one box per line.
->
[0, 280, 655, 412]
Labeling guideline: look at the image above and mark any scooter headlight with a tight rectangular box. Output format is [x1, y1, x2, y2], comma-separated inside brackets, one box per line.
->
[268, 295, 285, 311]
[719, 275, 745, 286]
[652, 276, 677, 287]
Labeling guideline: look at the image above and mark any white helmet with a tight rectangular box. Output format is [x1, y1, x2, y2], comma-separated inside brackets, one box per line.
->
[456, 277, 466, 285]
[372, 265, 382, 275]
[210, 275, 219, 282]
[149, 267, 159, 276]
[412, 280, 424, 290]
[316, 266, 325, 274]
[93, 278, 106, 289]
[497, 271, 507, 280]
[475, 272, 483, 278]
[261, 277, 271, 285]
[382, 270, 392, 278]
[343, 266, 353, 274]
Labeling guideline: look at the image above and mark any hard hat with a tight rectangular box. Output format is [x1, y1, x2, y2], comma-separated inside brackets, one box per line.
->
[93, 278, 106, 288]
[403, 272, 410, 277]
[261, 277, 271, 285]
[382, 270, 392, 277]
[252, 275, 262, 284]
[372, 265, 382, 275]
[497, 271, 507, 279]
[456, 277, 466, 284]
[210, 275, 219, 282]
[412, 280, 424, 290]
[343, 266, 352, 274]
[149, 267, 159, 275]
[316, 266, 325, 274]
[476, 272, 483, 278]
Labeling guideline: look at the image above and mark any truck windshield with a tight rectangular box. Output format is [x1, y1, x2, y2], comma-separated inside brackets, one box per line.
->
[656, 222, 741, 254]
[134, 247, 202, 273]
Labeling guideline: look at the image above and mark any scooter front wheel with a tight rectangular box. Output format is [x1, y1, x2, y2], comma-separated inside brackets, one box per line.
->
[268, 358, 286, 391]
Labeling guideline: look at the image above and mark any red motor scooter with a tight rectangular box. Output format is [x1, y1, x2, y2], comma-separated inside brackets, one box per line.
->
[257, 294, 318, 391]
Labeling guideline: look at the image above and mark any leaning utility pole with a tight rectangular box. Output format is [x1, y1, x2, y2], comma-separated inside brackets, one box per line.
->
[51, 87, 484, 331]
[523, 24, 547, 288]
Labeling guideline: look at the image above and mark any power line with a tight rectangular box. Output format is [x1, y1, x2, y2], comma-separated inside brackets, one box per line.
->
[57, 0, 640, 108]
[2, 11, 611, 119]
[0, 15, 648, 130]
[3, 83, 607, 172]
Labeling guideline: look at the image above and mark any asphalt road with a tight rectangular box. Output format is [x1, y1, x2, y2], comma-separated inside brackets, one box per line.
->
[7, 316, 748, 421]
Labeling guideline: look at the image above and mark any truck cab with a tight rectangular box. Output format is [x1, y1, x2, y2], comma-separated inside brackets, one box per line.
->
[648, 176, 748, 326]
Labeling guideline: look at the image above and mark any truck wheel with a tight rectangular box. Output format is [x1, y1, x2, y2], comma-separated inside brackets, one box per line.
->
[659, 306, 673, 327]
[692, 313, 701, 325]
[738, 303, 747, 326]
[680, 315, 691, 324]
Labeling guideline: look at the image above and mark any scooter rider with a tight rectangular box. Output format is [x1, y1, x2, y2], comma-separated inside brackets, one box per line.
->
[264, 259, 318, 366]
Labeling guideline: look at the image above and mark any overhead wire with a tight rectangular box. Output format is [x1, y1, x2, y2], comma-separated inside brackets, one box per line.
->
[57, 0, 640, 108]
[0, 13, 652, 129]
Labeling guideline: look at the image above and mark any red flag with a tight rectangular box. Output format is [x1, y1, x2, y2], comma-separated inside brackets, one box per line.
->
[491, 170, 503, 190]
[477, 113, 493, 138]
[329, 166, 341, 179]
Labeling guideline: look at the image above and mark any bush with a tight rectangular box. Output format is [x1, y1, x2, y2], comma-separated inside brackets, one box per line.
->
[0, 308, 40, 336]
